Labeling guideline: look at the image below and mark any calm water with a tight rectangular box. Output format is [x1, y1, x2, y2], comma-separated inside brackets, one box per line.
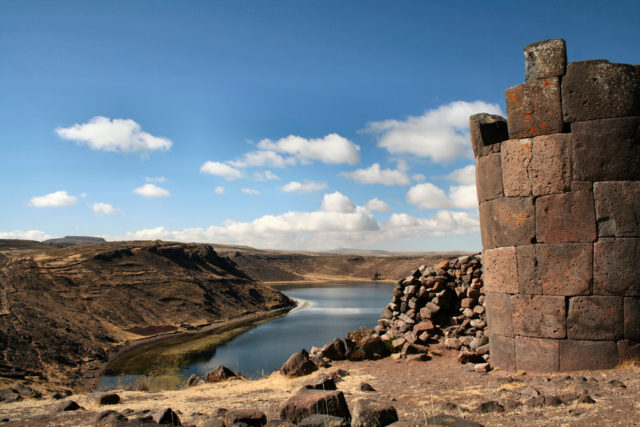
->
[99, 282, 393, 388]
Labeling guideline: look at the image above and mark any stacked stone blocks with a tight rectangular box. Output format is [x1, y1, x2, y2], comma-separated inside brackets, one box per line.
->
[472, 39, 640, 371]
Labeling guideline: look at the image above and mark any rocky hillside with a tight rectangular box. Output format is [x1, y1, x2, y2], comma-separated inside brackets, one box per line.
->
[0, 240, 293, 388]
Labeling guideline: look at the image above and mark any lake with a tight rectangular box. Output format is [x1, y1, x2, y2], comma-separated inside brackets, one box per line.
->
[99, 282, 393, 389]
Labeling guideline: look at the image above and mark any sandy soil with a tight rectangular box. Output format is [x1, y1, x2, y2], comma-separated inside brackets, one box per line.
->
[2, 346, 638, 426]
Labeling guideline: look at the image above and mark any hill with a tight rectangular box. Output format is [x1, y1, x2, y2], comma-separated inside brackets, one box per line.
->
[0, 240, 293, 388]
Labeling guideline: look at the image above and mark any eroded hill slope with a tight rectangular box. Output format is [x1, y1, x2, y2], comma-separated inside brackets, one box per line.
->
[0, 240, 293, 388]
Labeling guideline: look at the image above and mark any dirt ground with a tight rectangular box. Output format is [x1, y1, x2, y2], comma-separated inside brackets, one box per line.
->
[1, 345, 639, 426]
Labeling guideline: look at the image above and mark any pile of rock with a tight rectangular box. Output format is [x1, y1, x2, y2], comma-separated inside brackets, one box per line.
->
[374, 254, 491, 371]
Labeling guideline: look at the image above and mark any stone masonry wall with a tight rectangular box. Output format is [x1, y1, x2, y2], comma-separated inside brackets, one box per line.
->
[471, 39, 640, 371]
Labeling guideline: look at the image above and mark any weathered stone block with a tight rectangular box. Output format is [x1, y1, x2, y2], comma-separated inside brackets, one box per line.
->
[567, 296, 623, 340]
[625, 297, 640, 340]
[530, 133, 572, 196]
[483, 247, 518, 293]
[489, 334, 515, 371]
[594, 238, 640, 296]
[505, 77, 564, 138]
[594, 181, 640, 237]
[524, 39, 567, 82]
[501, 138, 532, 196]
[515, 336, 559, 371]
[512, 295, 566, 339]
[562, 60, 640, 122]
[475, 153, 503, 203]
[558, 340, 618, 370]
[572, 117, 640, 181]
[479, 197, 535, 250]
[470, 113, 508, 158]
[485, 292, 514, 337]
[536, 243, 592, 296]
[536, 189, 596, 243]
[516, 244, 540, 294]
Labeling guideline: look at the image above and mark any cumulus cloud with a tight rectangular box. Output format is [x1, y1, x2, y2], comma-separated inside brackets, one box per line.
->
[145, 176, 168, 183]
[29, 190, 77, 207]
[364, 101, 503, 163]
[133, 183, 170, 198]
[446, 165, 476, 185]
[242, 188, 260, 195]
[341, 163, 410, 186]
[214, 186, 225, 194]
[412, 174, 426, 182]
[321, 192, 356, 213]
[200, 161, 243, 180]
[383, 210, 479, 238]
[257, 133, 360, 165]
[281, 181, 327, 194]
[0, 230, 53, 241]
[56, 116, 172, 153]
[406, 182, 477, 210]
[92, 202, 118, 215]
[229, 150, 295, 168]
[254, 170, 280, 181]
[365, 198, 391, 212]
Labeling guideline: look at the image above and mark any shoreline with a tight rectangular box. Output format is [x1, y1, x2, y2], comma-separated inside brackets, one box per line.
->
[83, 304, 295, 391]
[266, 278, 396, 287]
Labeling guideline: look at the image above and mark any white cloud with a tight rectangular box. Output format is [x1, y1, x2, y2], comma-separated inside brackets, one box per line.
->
[406, 182, 478, 210]
[146, 176, 168, 183]
[133, 183, 170, 198]
[412, 174, 426, 182]
[341, 163, 410, 186]
[281, 181, 327, 194]
[257, 133, 360, 165]
[384, 210, 479, 238]
[254, 170, 280, 181]
[214, 186, 225, 194]
[56, 116, 172, 153]
[29, 190, 77, 207]
[229, 150, 295, 168]
[0, 230, 53, 241]
[446, 165, 476, 185]
[200, 161, 243, 180]
[92, 202, 118, 215]
[365, 101, 503, 163]
[242, 188, 260, 195]
[365, 198, 391, 212]
[321, 192, 356, 213]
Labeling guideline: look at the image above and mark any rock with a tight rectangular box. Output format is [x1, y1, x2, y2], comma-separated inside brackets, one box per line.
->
[544, 396, 563, 406]
[445, 338, 463, 350]
[94, 410, 128, 426]
[426, 413, 484, 427]
[297, 414, 349, 427]
[469, 113, 508, 158]
[153, 407, 182, 425]
[51, 390, 72, 400]
[380, 308, 393, 320]
[322, 338, 348, 361]
[351, 399, 398, 427]
[391, 338, 406, 351]
[96, 392, 121, 405]
[280, 350, 318, 377]
[474, 363, 491, 373]
[187, 374, 206, 387]
[500, 398, 522, 411]
[56, 400, 83, 412]
[360, 383, 376, 392]
[577, 395, 596, 404]
[264, 421, 296, 427]
[476, 401, 504, 413]
[458, 347, 484, 364]
[0, 388, 21, 403]
[608, 379, 627, 388]
[280, 390, 350, 424]
[301, 375, 337, 391]
[224, 409, 267, 427]
[14, 384, 41, 399]
[525, 396, 545, 407]
[469, 319, 486, 329]
[206, 365, 241, 382]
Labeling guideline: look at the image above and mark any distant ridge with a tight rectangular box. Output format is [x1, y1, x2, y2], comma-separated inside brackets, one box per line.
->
[44, 235, 106, 247]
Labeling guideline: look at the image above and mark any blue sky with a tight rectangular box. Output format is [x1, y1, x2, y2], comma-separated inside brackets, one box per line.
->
[1, 1, 638, 251]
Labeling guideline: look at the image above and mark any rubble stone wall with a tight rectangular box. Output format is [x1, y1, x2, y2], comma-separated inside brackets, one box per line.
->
[471, 39, 640, 371]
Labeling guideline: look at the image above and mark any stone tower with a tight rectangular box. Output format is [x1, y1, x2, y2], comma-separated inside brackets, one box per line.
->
[471, 39, 640, 371]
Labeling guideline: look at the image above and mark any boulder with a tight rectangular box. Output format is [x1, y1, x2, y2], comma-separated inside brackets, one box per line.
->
[96, 392, 120, 405]
[224, 409, 267, 427]
[55, 400, 83, 412]
[205, 365, 240, 383]
[281, 350, 318, 377]
[0, 388, 21, 403]
[300, 375, 337, 391]
[94, 410, 128, 426]
[186, 374, 206, 387]
[153, 407, 182, 425]
[297, 414, 349, 427]
[322, 338, 347, 360]
[351, 399, 398, 427]
[280, 390, 350, 424]
[14, 384, 41, 399]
